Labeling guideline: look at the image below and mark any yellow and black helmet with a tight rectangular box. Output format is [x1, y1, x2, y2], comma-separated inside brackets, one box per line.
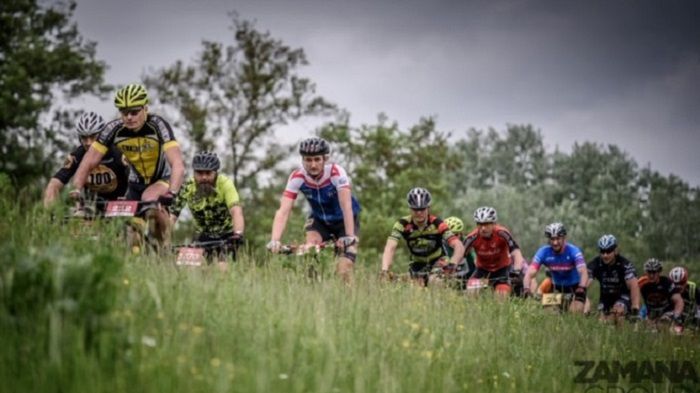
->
[114, 83, 149, 108]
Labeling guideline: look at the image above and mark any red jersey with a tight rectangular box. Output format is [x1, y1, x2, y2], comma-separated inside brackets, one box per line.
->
[463, 225, 520, 271]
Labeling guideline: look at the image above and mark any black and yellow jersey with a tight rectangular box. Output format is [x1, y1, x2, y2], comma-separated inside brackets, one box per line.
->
[389, 215, 457, 264]
[170, 174, 241, 236]
[53, 144, 129, 200]
[93, 114, 178, 185]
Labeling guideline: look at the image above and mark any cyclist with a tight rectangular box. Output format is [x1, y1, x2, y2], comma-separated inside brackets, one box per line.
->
[586, 234, 641, 324]
[443, 216, 476, 285]
[380, 188, 464, 286]
[70, 84, 185, 248]
[43, 111, 129, 208]
[463, 206, 525, 297]
[638, 258, 684, 331]
[668, 266, 700, 330]
[170, 152, 245, 263]
[267, 137, 360, 283]
[523, 223, 588, 313]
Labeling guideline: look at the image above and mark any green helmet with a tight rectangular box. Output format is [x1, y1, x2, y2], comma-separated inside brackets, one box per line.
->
[114, 83, 149, 108]
[444, 216, 464, 234]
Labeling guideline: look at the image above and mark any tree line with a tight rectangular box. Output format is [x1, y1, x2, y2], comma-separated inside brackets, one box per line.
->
[2, 1, 698, 268]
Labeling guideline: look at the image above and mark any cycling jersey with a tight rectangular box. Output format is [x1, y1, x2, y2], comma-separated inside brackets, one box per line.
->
[679, 281, 699, 321]
[638, 275, 680, 314]
[531, 243, 586, 287]
[171, 174, 240, 236]
[282, 163, 360, 223]
[53, 144, 128, 200]
[463, 225, 520, 271]
[444, 236, 476, 275]
[93, 114, 178, 185]
[587, 254, 637, 308]
[389, 215, 456, 264]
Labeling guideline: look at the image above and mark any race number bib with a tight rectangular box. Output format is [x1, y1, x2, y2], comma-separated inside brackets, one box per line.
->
[105, 201, 138, 217]
[541, 293, 563, 306]
[176, 247, 205, 267]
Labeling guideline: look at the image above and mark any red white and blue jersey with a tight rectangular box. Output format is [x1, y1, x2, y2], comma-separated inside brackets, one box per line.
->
[282, 163, 361, 222]
[531, 243, 586, 286]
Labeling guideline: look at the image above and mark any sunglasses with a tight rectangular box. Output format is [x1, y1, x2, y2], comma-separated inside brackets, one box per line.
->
[119, 107, 143, 116]
[410, 207, 428, 212]
[599, 248, 616, 255]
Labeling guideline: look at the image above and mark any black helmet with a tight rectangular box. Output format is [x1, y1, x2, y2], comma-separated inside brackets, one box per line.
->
[544, 222, 567, 238]
[192, 151, 220, 171]
[299, 137, 330, 156]
[407, 187, 432, 209]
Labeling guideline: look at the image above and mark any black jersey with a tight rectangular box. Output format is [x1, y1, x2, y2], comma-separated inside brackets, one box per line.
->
[639, 275, 680, 312]
[587, 254, 637, 301]
[52, 144, 129, 200]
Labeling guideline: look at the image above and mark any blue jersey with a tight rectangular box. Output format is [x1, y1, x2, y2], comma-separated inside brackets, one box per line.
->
[283, 163, 361, 222]
[531, 243, 586, 286]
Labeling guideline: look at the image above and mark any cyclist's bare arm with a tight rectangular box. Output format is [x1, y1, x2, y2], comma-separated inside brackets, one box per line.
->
[577, 264, 589, 288]
[626, 277, 641, 310]
[672, 293, 684, 316]
[43, 178, 64, 207]
[381, 238, 399, 271]
[164, 145, 185, 192]
[230, 204, 244, 234]
[523, 264, 539, 291]
[71, 147, 105, 189]
[338, 187, 355, 237]
[271, 196, 295, 242]
[447, 237, 465, 265]
[511, 248, 525, 271]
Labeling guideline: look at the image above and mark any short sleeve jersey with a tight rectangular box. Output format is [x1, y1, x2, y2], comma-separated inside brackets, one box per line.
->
[282, 163, 360, 222]
[389, 215, 456, 264]
[462, 225, 520, 271]
[171, 174, 240, 236]
[93, 114, 178, 185]
[52, 144, 129, 200]
[638, 275, 680, 312]
[531, 243, 586, 287]
[587, 254, 637, 301]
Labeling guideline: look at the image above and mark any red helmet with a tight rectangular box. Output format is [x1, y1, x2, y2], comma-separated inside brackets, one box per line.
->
[669, 266, 688, 286]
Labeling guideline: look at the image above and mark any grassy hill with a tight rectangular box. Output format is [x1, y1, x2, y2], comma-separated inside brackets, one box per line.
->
[1, 207, 698, 393]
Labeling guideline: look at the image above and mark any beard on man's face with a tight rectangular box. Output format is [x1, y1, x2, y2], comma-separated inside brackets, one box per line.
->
[195, 181, 216, 198]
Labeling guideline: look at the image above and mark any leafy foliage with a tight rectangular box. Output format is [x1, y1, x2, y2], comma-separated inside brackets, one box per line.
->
[143, 13, 336, 191]
[0, 0, 109, 190]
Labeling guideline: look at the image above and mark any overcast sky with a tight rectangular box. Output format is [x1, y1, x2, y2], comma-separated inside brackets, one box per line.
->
[72, 0, 700, 185]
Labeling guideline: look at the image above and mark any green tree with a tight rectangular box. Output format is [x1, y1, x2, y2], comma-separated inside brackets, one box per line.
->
[320, 114, 460, 254]
[0, 0, 109, 190]
[144, 13, 336, 191]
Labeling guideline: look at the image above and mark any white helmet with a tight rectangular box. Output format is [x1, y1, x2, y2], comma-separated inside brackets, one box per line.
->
[473, 206, 497, 224]
[407, 187, 432, 209]
[75, 111, 106, 137]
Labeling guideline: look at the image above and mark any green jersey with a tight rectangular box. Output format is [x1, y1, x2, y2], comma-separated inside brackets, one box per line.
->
[171, 174, 240, 235]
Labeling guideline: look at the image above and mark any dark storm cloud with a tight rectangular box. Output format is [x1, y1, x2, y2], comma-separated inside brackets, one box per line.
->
[73, 0, 700, 184]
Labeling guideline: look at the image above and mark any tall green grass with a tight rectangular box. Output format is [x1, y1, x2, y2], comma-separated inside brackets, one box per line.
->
[1, 204, 698, 393]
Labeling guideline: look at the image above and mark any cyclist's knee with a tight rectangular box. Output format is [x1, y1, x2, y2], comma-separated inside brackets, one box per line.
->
[495, 283, 511, 295]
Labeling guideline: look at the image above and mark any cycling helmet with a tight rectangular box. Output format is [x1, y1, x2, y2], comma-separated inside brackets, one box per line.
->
[644, 258, 663, 273]
[669, 266, 688, 286]
[75, 111, 106, 137]
[114, 83, 149, 108]
[407, 187, 432, 209]
[473, 206, 497, 224]
[597, 234, 617, 251]
[444, 216, 464, 233]
[299, 137, 330, 156]
[544, 222, 567, 238]
[192, 151, 221, 171]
